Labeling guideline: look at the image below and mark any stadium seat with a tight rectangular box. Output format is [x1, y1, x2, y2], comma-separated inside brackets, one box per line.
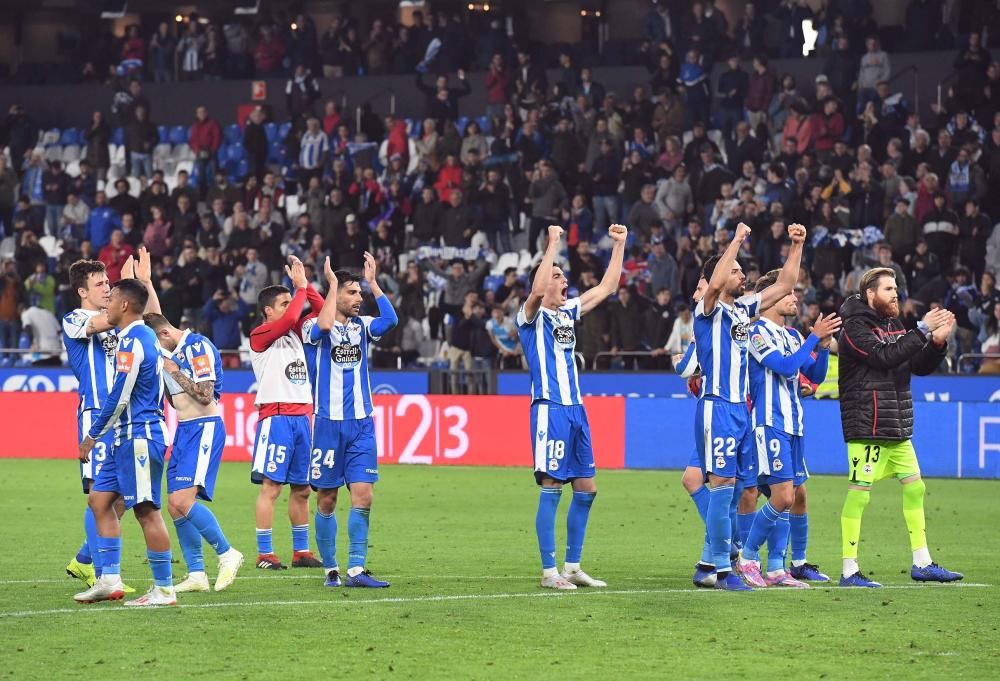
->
[44, 146, 62, 163]
[224, 123, 242, 145]
[277, 122, 291, 140]
[157, 126, 170, 145]
[58, 129, 79, 146]
[477, 116, 492, 135]
[42, 129, 60, 147]
[126, 177, 141, 197]
[0, 237, 15, 260]
[517, 249, 536, 273]
[109, 144, 125, 166]
[457, 116, 470, 133]
[227, 144, 245, 162]
[61, 145, 81, 163]
[231, 158, 248, 182]
[407, 118, 421, 139]
[111, 127, 124, 146]
[264, 122, 278, 143]
[171, 144, 194, 162]
[169, 125, 188, 146]
[492, 252, 519, 275]
[39, 235, 62, 259]
[64, 159, 80, 176]
[153, 143, 172, 163]
[285, 194, 300, 217]
[483, 274, 504, 293]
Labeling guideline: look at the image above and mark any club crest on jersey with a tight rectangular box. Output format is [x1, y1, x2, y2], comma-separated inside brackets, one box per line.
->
[731, 322, 750, 344]
[333, 343, 362, 366]
[750, 333, 767, 353]
[553, 325, 575, 346]
[101, 332, 118, 357]
[67, 310, 87, 327]
[285, 359, 308, 384]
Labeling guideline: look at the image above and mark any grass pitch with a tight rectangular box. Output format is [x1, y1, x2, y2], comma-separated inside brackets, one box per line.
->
[0, 460, 997, 680]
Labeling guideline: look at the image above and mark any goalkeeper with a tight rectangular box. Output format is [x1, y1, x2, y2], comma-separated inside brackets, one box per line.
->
[836, 268, 963, 588]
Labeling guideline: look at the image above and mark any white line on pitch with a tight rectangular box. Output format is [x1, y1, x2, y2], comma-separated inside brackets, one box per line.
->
[0, 583, 991, 620]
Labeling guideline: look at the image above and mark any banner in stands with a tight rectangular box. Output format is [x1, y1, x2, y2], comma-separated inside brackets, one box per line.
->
[0, 393, 626, 471]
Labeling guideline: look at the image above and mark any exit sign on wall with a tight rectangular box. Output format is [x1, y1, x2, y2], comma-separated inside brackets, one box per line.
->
[251, 81, 267, 101]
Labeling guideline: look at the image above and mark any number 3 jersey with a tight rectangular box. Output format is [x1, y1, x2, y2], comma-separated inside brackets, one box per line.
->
[517, 297, 583, 406]
[694, 293, 761, 403]
[301, 315, 380, 421]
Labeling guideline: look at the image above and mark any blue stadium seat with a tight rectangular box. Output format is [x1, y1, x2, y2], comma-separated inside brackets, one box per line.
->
[58, 129, 79, 146]
[232, 158, 249, 181]
[407, 118, 422, 139]
[216, 144, 229, 165]
[264, 122, 278, 143]
[268, 140, 283, 164]
[224, 123, 242, 145]
[111, 127, 124, 146]
[157, 126, 169, 145]
[169, 125, 188, 146]
[227, 144, 245, 162]
[484, 274, 503, 293]
[43, 128, 61, 147]
[477, 116, 492, 135]
[457, 116, 470, 133]
[277, 122, 291, 140]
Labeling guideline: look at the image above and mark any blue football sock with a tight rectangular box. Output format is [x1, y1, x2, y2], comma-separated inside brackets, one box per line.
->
[743, 502, 781, 562]
[790, 512, 808, 563]
[291, 524, 309, 552]
[315, 510, 338, 570]
[700, 531, 712, 565]
[173, 515, 205, 573]
[255, 528, 273, 555]
[186, 503, 231, 556]
[80, 507, 98, 572]
[708, 485, 735, 573]
[565, 491, 596, 564]
[689, 486, 709, 522]
[767, 511, 791, 573]
[347, 508, 370, 570]
[146, 549, 173, 588]
[737, 512, 755, 549]
[96, 535, 120, 576]
[729, 480, 744, 548]
[535, 488, 562, 570]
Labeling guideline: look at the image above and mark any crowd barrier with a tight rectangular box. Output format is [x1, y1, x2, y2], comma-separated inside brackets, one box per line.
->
[1, 392, 997, 479]
[2, 368, 999, 402]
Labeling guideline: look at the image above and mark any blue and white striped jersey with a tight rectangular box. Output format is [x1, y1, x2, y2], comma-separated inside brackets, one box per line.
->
[62, 308, 117, 413]
[88, 320, 166, 444]
[163, 329, 223, 403]
[748, 318, 806, 435]
[694, 293, 761, 403]
[301, 297, 398, 421]
[299, 130, 329, 170]
[517, 298, 583, 406]
[674, 339, 700, 378]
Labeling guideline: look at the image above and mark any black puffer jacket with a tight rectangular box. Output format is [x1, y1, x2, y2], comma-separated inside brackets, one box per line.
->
[837, 295, 946, 442]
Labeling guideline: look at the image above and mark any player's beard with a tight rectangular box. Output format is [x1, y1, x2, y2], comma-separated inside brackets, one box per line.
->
[872, 296, 899, 319]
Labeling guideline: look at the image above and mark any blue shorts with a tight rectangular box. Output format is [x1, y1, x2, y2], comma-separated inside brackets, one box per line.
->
[754, 426, 809, 487]
[531, 401, 596, 485]
[92, 435, 168, 511]
[309, 416, 378, 490]
[251, 414, 312, 486]
[78, 409, 116, 494]
[168, 416, 226, 501]
[695, 398, 756, 485]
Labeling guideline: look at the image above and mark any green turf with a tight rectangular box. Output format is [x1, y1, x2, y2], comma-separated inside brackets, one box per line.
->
[0, 460, 997, 680]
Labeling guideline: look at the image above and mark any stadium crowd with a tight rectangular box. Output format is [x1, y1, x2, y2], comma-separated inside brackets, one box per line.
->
[2, 1, 1000, 376]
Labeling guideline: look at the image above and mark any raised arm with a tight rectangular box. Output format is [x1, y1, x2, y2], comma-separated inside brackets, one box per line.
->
[580, 224, 628, 315]
[79, 333, 145, 461]
[703, 222, 751, 315]
[757, 223, 806, 312]
[316, 256, 339, 333]
[363, 251, 399, 337]
[132, 246, 160, 315]
[522, 225, 563, 323]
[250, 257, 309, 352]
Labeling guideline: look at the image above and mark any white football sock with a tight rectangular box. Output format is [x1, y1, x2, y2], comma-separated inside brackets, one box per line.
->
[842, 558, 859, 578]
[563, 562, 580, 574]
[347, 566, 365, 578]
[913, 547, 932, 568]
[791, 559, 807, 567]
[542, 567, 558, 578]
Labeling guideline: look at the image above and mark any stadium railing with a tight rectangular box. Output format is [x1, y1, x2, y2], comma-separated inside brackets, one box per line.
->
[591, 350, 660, 370]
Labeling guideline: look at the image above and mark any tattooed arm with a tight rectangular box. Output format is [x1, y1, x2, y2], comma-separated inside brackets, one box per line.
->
[162, 358, 214, 406]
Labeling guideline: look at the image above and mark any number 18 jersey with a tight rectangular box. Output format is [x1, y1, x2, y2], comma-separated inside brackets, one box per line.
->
[517, 298, 583, 406]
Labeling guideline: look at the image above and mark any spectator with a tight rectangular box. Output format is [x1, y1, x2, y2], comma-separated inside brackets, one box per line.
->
[201, 290, 248, 367]
[439, 188, 478, 248]
[298, 117, 329, 186]
[24, 261, 56, 314]
[20, 301, 61, 366]
[735, 2, 766, 56]
[333, 214, 368, 269]
[884, 198, 919, 257]
[476, 168, 512, 253]
[149, 21, 177, 82]
[254, 25, 286, 77]
[61, 192, 90, 242]
[189, 106, 222, 198]
[677, 49, 709, 129]
[42, 161, 70, 238]
[176, 21, 206, 81]
[627, 183, 661, 238]
[716, 54, 749, 141]
[0, 260, 23, 358]
[0, 155, 15, 233]
[243, 108, 269, 184]
[448, 299, 480, 394]
[774, 0, 813, 58]
[487, 304, 523, 369]
[958, 200, 991, 280]
[921, 193, 960, 265]
[857, 36, 891, 105]
[415, 70, 471, 127]
[83, 111, 111, 181]
[526, 161, 568, 254]
[648, 235, 680, 298]
[286, 64, 321, 118]
[609, 286, 646, 368]
[423, 257, 489, 340]
[126, 105, 158, 179]
[665, 302, 695, 356]
[484, 54, 512, 121]
[97, 229, 135, 283]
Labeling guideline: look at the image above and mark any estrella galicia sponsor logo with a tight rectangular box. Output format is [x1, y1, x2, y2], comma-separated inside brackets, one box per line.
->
[285, 359, 308, 384]
[731, 322, 749, 344]
[554, 325, 575, 346]
[333, 344, 363, 366]
[100, 332, 118, 357]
